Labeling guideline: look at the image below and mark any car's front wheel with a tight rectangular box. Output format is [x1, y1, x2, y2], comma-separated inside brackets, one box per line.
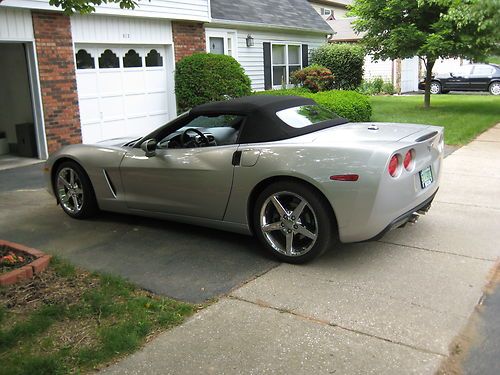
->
[489, 82, 500, 95]
[430, 81, 442, 94]
[54, 161, 98, 219]
[253, 181, 337, 263]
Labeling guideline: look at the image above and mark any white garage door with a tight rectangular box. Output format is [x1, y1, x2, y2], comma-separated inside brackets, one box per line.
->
[75, 45, 170, 143]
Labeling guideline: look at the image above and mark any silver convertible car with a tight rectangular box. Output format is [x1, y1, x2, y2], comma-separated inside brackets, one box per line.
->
[45, 96, 443, 263]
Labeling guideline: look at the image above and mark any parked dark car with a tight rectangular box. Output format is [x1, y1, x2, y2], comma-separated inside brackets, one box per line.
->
[418, 63, 500, 95]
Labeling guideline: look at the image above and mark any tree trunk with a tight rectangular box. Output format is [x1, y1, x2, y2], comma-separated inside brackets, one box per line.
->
[424, 60, 435, 109]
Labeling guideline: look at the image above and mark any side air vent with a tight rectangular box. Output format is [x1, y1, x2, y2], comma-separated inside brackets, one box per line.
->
[415, 131, 438, 142]
[102, 169, 117, 198]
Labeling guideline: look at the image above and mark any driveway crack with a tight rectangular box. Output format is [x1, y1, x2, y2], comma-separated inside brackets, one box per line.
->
[229, 295, 447, 357]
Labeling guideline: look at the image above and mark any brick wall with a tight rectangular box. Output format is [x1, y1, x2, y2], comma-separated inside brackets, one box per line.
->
[172, 21, 206, 62]
[32, 11, 81, 154]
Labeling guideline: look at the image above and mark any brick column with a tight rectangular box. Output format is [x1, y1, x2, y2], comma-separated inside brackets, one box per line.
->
[32, 11, 81, 154]
[172, 22, 206, 62]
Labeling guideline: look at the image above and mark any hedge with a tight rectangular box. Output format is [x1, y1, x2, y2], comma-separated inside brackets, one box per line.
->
[310, 44, 365, 90]
[254, 88, 372, 122]
[175, 53, 252, 112]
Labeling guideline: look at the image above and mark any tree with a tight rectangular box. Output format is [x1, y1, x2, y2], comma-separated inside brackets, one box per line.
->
[349, 0, 499, 108]
[48, 0, 137, 14]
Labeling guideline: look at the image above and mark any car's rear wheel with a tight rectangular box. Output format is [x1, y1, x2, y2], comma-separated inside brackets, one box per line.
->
[430, 81, 442, 94]
[55, 161, 98, 219]
[489, 82, 500, 95]
[253, 181, 337, 263]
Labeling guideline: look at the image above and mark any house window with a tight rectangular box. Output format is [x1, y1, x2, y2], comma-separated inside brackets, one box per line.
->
[98, 49, 119, 69]
[271, 44, 302, 87]
[146, 49, 163, 67]
[76, 49, 95, 69]
[320, 7, 332, 16]
[123, 49, 142, 68]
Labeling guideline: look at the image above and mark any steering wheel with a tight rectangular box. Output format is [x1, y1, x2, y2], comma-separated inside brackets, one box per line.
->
[180, 128, 210, 148]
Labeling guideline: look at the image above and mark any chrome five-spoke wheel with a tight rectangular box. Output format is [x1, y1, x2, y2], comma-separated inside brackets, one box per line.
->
[260, 191, 318, 257]
[54, 161, 98, 219]
[57, 167, 84, 214]
[254, 181, 337, 263]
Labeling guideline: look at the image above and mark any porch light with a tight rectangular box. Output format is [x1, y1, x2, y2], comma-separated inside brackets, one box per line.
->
[246, 34, 254, 47]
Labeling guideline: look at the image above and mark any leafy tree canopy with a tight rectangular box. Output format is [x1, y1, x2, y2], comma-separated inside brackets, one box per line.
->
[349, 0, 499, 107]
[48, 0, 137, 14]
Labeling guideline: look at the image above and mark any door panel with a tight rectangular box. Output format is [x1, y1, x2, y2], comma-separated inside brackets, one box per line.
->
[120, 145, 237, 220]
[444, 65, 472, 91]
[470, 65, 494, 91]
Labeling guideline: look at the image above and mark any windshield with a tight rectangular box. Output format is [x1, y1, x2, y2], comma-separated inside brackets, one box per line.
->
[276, 105, 342, 128]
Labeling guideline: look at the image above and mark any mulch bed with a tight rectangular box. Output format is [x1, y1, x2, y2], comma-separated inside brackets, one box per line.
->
[0, 244, 35, 274]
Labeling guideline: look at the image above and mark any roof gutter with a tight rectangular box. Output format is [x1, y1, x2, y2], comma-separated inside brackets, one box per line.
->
[208, 18, 331, 35]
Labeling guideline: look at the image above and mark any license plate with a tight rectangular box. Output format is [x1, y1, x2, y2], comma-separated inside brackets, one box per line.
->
[419, 166, 433, 189]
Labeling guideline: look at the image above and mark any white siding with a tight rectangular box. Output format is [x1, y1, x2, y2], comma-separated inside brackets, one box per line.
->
[364, 55, 393, 81]
[232, 28, 326, 91]
[1, 0, 209, 21]
[433, 57, 470, 75]
[71, 14, 172, 44]
[0, 7, 33, 41]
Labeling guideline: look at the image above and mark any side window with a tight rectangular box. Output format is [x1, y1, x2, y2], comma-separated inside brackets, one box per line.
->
[472, 65, 494, 76]
[452, 65, 472, 77]
[158, 114, 244, 148]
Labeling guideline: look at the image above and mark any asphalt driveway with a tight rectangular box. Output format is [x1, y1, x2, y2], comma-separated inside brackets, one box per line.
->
[0, 163, 277, 303]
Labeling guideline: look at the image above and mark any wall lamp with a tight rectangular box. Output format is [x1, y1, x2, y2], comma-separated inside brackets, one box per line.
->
[246, 34, 254, 47]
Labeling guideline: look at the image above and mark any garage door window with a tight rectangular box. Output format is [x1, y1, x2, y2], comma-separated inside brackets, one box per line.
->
[145, 49, 163, 67]
[76, 49, 95, 69]
[123, 49, 142, 68]
[99, 49, 119, 69]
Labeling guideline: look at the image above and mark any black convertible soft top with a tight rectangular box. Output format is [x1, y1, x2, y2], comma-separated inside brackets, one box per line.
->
[190, 95, 348, 144]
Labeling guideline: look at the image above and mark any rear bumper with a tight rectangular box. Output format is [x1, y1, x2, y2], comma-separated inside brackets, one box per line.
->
[361, 189, 437, 242]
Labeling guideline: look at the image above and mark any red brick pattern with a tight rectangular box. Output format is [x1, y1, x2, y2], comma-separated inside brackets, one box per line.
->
[172, 21, 206, 62]
[32, 11, 82, 154]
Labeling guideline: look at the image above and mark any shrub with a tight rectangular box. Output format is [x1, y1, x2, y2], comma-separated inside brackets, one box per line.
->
[310, 44, 365, 90]
[357, 78, 395, 96]
[175, 53, 252, 112]
[290, 65, 335, 92]
[255, 89, 371, 122]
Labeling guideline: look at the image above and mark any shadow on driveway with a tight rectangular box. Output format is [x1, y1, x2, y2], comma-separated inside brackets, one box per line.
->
[0, 165, 278, 303]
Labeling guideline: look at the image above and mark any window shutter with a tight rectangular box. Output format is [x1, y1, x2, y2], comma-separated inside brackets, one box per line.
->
[302, 44, 309, 68]
[263, 42, 272, 90]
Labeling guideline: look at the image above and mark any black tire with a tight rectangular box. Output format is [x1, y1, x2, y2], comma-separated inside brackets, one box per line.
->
[430, 81, 442, 94]
[54, 161, 98, 219]
[253, 181, 337, 264]
[489, 82, 500, 96]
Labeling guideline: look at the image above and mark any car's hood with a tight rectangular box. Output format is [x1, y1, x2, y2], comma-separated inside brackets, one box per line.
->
[96, 137, 140, 147]
[312, 122, 432, 144]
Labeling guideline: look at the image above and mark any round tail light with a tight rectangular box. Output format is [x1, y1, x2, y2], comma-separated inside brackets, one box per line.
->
[403, 149, 414, 171]
[388, 154, 400, 177]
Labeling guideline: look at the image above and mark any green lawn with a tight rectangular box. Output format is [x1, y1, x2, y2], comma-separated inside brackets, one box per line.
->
[0, 257, 194, 375]
[370, 95, 500, 145]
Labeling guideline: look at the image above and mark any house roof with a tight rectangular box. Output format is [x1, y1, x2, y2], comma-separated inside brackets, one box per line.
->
[210, 0, 332, 34]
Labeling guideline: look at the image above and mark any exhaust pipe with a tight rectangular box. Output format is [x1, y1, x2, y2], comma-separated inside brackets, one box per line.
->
[408, 213, 419, 224]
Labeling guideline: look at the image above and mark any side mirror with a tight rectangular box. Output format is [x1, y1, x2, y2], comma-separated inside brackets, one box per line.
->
[141, 139, 157, 157]
[449, 72, 454, 77]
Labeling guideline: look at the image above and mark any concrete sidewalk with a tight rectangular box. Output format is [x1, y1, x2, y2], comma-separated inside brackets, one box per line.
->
[102, 125, 500, 374]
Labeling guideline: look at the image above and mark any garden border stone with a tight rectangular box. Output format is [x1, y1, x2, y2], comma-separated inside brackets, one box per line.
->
[0, 239, 51, 286]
